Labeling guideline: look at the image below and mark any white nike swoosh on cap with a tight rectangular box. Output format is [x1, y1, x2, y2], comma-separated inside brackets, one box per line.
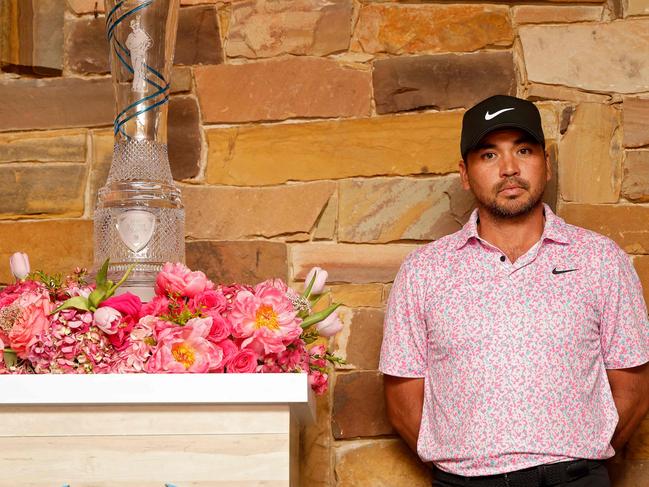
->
[484, 108, 515, 120]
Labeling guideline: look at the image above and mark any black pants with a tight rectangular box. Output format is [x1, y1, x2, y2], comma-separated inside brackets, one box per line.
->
[432, 462, 611, 487]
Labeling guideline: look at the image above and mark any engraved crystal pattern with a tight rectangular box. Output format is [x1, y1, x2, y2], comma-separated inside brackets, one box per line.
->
[94, 0, 184, 288]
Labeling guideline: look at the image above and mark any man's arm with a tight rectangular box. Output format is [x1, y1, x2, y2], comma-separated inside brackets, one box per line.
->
[384, 374, 425, 453]
[606, 362, 649, 451]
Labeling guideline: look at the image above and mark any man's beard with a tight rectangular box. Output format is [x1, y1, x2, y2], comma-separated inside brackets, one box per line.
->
[476, 177, 545, 219]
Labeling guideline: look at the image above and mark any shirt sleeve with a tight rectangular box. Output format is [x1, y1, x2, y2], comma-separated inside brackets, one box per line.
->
[599, 240, 649, 369]
[379, 253, 428, 378]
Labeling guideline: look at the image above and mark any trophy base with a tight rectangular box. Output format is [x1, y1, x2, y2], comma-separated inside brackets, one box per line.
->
[115, 285, 155, 303]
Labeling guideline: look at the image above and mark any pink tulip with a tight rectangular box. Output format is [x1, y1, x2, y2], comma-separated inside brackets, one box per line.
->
[315, 312, 343, 337]
[9, 252, 30, 280]
[303, 267, 328, 295]
[93, 306, 122, 335]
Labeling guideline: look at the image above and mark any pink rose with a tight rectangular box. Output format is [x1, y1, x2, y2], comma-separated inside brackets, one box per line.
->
[9, 296, 52, 358]
[141, 295, 170, 317]
[93, 306, 121, 335]
[100, 292, 142, 320]
[216, 338, 239, 371]
[154, 263, 214, 298]
[315, 312, 343, 337]
[205, 311, 231, 343]
[9, 252, 30, 280]
[189, 290, 227, 314]
[0, 280, 40, 308]
[227, 348, 259, 373]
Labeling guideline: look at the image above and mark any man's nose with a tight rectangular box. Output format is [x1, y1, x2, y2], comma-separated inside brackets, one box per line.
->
[499, 151, 520, 177]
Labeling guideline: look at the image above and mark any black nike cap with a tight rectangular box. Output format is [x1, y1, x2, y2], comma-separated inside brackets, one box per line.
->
[460, 95, 545, 160]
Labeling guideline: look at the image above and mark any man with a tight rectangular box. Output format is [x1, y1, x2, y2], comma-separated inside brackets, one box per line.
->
[380, 95, 649, 487]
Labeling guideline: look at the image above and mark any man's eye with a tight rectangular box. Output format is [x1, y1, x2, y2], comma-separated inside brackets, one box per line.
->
[519, 147, 531, 155]
[482, 152, 496, 160]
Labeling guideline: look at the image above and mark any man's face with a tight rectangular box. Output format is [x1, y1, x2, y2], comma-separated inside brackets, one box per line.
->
[459, 128, 551, 219]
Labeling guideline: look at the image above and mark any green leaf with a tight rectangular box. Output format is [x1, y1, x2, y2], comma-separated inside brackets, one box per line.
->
[105, 264, 134, 299]
[95, 258, 110, 287]
[300, 302, 342, 329]
[87, 288, 107, 310]
[301, 270, 318, 299]
[52, 296, 91, 314]
[2, 349, 17, 369]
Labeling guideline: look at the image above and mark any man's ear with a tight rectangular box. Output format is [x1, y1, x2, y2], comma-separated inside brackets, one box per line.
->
[459, 159, 471, 190]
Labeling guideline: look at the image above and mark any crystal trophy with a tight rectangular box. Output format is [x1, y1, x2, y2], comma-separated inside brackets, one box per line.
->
[94, 0, 184, 301]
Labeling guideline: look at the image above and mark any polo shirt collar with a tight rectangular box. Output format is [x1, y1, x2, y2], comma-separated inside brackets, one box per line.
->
[455, 203, 571, 250]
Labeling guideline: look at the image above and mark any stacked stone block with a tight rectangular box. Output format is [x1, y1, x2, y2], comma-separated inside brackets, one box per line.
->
[1, 0, 649, 485]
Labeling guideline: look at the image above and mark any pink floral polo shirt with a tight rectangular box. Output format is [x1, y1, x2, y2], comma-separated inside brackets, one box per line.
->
[380, 203, 649, 476]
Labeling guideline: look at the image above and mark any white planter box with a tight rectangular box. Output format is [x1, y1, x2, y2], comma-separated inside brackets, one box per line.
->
[0, 374, 315, 487]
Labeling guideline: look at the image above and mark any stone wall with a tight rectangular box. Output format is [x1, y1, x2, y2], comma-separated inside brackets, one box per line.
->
[1, 0, 649, 485]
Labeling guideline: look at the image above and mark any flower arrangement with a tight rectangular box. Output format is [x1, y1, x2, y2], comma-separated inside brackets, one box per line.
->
[0, 253, 344, 394]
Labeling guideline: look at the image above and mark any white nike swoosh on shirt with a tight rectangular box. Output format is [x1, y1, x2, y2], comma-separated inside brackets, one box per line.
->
[484, 108, 515, 120]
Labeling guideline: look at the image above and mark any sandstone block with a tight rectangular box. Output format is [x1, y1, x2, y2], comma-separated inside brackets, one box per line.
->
[623, 97, 649, 148]
[0, 164, 86, 218]
[171, 66, 192, 94]
[186, 240, 287, 286]
[313, 189, 338, 241]
[527, 84, 611, 104]
[520, 21, 649, 93]
[183, 182, 335, 240]
[335, 439, 432, 487]
[558, 204, 649, 254]
[626, 0, 649, 16]
[336, 308, 385, 370]
[175, 6, 222, 66]
[301, 387, 334, 487]
[1, 0, 64, 75]
[168, 96, 201, 180]
[195, 57, 371, 123]
[205, 111, 463, 186]
[88, 129, 112, 215]
[634, 256, 649, 309]
[0, 77, 113, 132]
[291, 243, 419, 284]
[512, 5, 603, 24]
[0, 130, 86, 163]
[373, 51, 515, 114]
[339, 176, 474, 243]
[559, 103, 622, 203]
[0, 220, 93, 284]
[64, 15, 108, 74]
[227, 0, 352, 58]
[622, 151, 649, 202]
[329, 284, 384, 308]
[332, 371, 393, 438]
[352, 3, 513, 55]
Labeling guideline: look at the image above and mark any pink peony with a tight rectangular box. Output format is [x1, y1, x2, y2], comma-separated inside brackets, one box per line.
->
[217, 338, 239, 369]
[154, 263, 214, 298]
[227, 348, 259, 373]
[229, 283, 302, 355]
[0, 280, 41, 308]
[9, 292, 52, 358]
[146, 317, 223, 373]
[100, 292, 142, 320]
[93, 306, 121, 335]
